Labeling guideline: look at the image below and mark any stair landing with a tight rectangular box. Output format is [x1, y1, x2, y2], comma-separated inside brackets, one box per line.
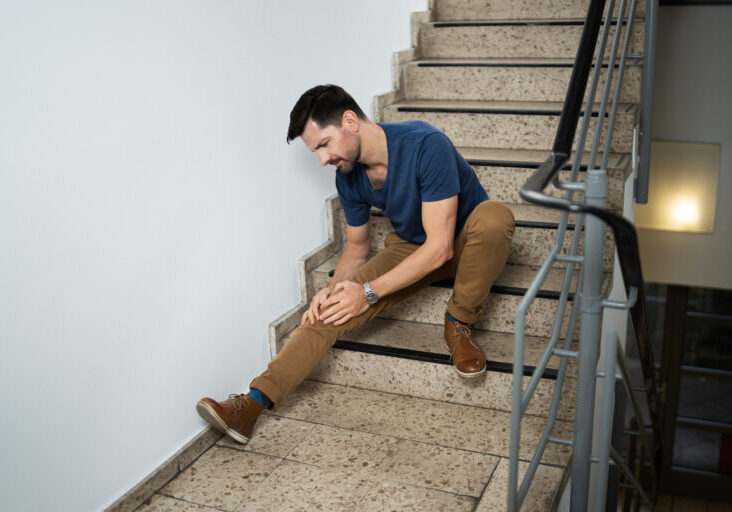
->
[139, 381, 566, 511]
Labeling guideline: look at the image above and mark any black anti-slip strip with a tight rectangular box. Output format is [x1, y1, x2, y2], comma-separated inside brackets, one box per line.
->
[417, 62, 615, 69]
[396, 106, 603, 117]
[433, 19, 626, 28]
[464, 159, 587, 171]
[332, 339, 559, 380]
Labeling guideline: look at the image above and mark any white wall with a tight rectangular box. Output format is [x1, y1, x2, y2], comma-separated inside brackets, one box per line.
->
[638, 6, 732, 289]
[0, 1, 426, 509]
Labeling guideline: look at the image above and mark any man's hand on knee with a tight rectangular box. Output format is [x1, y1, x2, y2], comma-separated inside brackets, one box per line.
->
[301, 287, 333, 326]
[320, 280, 369, 326]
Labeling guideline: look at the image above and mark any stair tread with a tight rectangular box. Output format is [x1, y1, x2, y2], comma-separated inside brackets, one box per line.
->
[456, 146, 629, 170]
[429, 17, 642, 26]
[315, 256, 586, 295]
[272, 379, 573, 465]
[336, 317, 578, 375]
[387, 98, 637, 114]
[412, 57, 642, 67]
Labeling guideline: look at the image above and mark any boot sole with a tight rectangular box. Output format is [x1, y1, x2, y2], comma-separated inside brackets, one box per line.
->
[196, 400, 250, 445]
[454, 364, 487, 378]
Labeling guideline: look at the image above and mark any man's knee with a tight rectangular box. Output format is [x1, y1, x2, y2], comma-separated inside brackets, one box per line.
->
[468, 200, 515, 242]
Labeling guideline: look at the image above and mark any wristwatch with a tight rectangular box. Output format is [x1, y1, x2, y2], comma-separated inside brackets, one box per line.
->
[363, 282, 379, 305]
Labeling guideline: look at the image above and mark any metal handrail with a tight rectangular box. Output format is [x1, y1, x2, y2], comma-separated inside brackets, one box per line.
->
[507, 0, 660, 509]
[519, 2, 654, 389]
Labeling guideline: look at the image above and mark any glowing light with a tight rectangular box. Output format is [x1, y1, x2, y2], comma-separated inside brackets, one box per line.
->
[671, 199, 700, 226]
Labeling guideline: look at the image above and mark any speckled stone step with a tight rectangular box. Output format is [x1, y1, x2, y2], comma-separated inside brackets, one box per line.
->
[355, 203, 616, 271]
[404, 58, 642, 103]
[434, 0, 646, 21]
[310, 249, 610, 335]
[381, 99, 637, 153]
[279, 318, 578, 421]
[420, 19, 644, 59]
[459, 146, 629, 210]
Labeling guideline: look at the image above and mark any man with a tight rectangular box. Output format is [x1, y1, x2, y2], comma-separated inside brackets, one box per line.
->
[196, 84, 515, 445]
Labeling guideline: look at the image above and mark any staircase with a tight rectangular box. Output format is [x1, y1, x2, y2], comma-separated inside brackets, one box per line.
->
[133, 1, 645, 511]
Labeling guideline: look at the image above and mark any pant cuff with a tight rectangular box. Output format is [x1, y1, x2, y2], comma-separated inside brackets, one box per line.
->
[447, 298, 483, 325]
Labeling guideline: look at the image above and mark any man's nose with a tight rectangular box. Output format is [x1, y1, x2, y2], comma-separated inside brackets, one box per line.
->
[317, 150, 330, 167]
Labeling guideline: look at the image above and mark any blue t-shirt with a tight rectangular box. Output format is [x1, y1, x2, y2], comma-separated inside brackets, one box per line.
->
[335, 121, 488, 244]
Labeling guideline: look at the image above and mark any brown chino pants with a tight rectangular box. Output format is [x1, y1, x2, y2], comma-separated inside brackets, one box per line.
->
[250, 200, 515, 409]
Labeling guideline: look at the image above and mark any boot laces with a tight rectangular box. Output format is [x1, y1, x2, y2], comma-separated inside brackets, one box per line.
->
[451, 322, 481, 356]
[228, 393, 246, 413]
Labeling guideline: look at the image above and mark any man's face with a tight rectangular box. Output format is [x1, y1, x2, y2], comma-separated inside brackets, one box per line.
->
[301, 115, 360, 173]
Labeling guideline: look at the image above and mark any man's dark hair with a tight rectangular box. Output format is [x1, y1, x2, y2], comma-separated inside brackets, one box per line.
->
[287, 84, 366, 143]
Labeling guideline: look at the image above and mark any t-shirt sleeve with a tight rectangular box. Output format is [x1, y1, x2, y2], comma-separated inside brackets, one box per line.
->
[418, 133, 461, 202]
[335, 172, 370, 227]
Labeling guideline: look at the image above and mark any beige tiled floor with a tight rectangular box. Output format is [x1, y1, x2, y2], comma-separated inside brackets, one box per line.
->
[137, 380, 565, 511]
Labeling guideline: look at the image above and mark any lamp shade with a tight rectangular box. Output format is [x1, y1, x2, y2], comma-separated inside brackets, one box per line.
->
[635, 141, 721, 233]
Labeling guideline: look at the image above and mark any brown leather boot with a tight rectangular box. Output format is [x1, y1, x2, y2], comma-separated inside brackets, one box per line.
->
[444, 314, 487, 378]
[196, 394, 263, 444]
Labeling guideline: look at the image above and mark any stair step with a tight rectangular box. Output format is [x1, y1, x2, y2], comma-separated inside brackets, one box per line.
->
[270, 380, 573, 466]
[458, 146, 629, 169]
[434, 0, 646, 21]
[381, 99, 637, 152]
[311, 249, 610, 337]
[282, 316, 579, 418]
[420, 19, 644, 59]
[358, 202, 616, 271]
[405, 58, 641, 103]
[460, 146, 628, 210]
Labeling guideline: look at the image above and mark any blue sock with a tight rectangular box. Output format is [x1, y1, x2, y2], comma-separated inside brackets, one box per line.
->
[247, 389, 273, 409]
[446, 312, 465, 324]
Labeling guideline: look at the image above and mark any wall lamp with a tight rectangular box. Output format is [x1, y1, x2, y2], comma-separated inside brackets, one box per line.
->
[635, 141, 721, 233]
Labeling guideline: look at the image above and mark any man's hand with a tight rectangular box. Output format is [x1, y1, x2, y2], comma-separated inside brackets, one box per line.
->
[301, 287, 333, 326]
[320, 280, 370, 326]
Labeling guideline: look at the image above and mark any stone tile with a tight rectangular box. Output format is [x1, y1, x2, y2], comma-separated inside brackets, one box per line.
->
[287, 425, 401, 478]
[236, 460, 372, 512]
[354, 481, 476, 511]
[137, 494, 212, 512]
[434, 0, 646, 20]
[405, 61, 641, 104]
[274, 381, 573, 465]
[159, 446, 280, 511]
[309, 347, 577, 420]
[475, 164, 626, 210]
[217, 414, 312, 458]
[420, 23, 644, 60]
[476, 458, 564, 512]
[457, 146, 628, 170]
[384, 440, 500, 496]
[382, 103, 635, 153]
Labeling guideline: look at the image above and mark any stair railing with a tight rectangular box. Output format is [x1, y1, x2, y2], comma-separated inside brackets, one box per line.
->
[507, 0, 660, 510]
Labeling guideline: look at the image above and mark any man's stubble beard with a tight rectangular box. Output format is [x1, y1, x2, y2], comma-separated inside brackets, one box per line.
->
[336, 137, 361, 174]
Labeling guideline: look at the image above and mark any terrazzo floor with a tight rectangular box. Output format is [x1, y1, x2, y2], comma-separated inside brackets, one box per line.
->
[135, 380, 567, 512]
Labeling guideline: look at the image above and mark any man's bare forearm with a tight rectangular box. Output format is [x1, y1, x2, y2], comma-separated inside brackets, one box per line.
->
[326, 245, 369, 291]
[369, 241, 450, 300]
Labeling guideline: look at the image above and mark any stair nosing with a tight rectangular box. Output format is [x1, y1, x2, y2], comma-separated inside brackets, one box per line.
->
[430, 18, 639, 28]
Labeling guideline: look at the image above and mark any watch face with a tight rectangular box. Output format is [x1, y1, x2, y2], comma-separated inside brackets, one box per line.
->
[365, 291, 378, 304]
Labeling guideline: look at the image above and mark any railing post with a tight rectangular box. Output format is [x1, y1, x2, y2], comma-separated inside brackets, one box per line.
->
[571, 169, 608, 511]
[636, 0, 659, 203]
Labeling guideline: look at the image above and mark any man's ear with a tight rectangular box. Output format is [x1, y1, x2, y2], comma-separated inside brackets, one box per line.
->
[341, 110, 360, 132]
